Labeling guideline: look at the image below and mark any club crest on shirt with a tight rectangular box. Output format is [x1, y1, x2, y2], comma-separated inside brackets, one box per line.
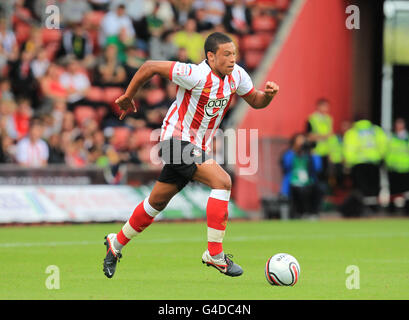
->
[204, 98, 228, 118]
[229, 79, 236, 93]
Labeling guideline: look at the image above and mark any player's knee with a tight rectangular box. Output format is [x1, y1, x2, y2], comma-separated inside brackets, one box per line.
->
[212, 173, 232, 190]
[148, 195, 168, 212]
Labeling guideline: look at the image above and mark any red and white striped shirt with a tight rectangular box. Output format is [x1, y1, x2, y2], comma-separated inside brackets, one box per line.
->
[160, 60, 254, 152]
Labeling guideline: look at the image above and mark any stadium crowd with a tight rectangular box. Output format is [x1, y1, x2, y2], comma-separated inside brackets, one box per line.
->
[0, 0, 289, 173]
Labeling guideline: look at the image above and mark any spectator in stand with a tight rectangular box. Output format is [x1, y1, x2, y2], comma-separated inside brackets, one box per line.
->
[145, 0, 175, 30]
[20, 27, 43, 57]
[0, 98, 18, 140]
[108, 0, 146, 21]
[0, 18, 19, 62]
[194, 8, 215, 33]
[223, 0, 253, 35]
[171, 0, 196, 27]
[171, 46, 193, 64]
[145, 2, 166, 38]
[123, 46, 147, 83]
[47, 132, 65, 164]
[8, 49, 39, 108]
[59, 58, 94, 111]
[88, 0, 110, 11]
[65, 134, 88, 168]
[60, 59, 110, 111]
[61, 110, 81, 141]
[13, 96, 33, 140]
[0, 78, 15, 101]
[0, 134, 15, 163]
[100, 4, 135, 48]
[57, 23, 94, 67]
[49, 98, 67, 134]
[0, 46, 8, 76]
[280, 133, 323, 218]
[16, 118, 49, 167]
[31, 48, 50, 79]
[172, 18, 205, 63]
[11, 0, 36, 41]
[80, 118, 99, 150]
[60, 0, 92, 26]
[193, 0, 226, 28]
[40, 63, 68, 106]
[93, 44, 127, 88]
[149, 30, 178, 62]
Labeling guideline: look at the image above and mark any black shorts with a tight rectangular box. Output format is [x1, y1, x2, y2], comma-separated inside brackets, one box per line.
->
[157, 138, 212, 190]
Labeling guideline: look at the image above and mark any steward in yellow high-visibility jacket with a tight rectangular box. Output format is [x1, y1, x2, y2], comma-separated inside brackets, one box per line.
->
[308, 111, 333, 157]
[385, 119, 409, 213]
[342, 119, 387, 198]
[343, 120, 387, 168]
[306, 99, 333, 186]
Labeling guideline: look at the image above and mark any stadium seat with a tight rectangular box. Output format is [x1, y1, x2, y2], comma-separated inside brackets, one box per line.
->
[145, 88, 166, 106]
[241, 34, 270, 51]
[86, 86, 105, 102]
[45, 42, 60, 61]
[274, 0, 290, 10]
[84, 11, 106, 28]
[74, 105, 97, 126]
[112, 126, 132, 150]
[87, 29, 100, 54]
[130, 128, 154, 149]
[150, 75, 162, 87]
[252, 15, 277, 32]
[103, 87, 125, 116]
[41, 28, 62, 45]
[103, 87, 125, 104]
[244, 50, 265, 70]
[14, 23, 32, 45]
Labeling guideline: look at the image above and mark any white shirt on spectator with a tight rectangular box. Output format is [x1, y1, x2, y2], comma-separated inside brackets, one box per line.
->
[60, 72, 90, 103]
[109, 0, 147, 21]
[193, 0, 225, 26]
[100, 11, 135, 45]
[16, 137, 49, 167]
[0, 30, 16, 54]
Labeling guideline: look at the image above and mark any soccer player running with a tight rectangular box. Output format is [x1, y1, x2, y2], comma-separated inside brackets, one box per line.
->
[103, 32, 279, 278]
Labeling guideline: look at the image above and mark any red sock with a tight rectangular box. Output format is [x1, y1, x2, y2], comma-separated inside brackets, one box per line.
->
[116, 198, 159, 246]
[206, 190, 230, 256]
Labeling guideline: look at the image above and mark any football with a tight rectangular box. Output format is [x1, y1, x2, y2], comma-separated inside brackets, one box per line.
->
[265, 253, 301, 286]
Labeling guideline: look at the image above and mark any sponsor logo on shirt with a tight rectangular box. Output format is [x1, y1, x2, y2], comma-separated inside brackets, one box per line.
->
[204, 98, 228, 118]
[175, 64, 192, 77]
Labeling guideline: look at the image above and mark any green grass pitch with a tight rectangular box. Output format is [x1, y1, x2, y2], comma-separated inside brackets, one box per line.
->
[1, 218, 408, 300]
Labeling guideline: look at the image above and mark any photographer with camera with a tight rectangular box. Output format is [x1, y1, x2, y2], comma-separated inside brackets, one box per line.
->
[280, 133, 323, 219]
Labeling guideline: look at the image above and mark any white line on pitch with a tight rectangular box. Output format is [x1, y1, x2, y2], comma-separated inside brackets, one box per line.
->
[0, 232, 408, 248]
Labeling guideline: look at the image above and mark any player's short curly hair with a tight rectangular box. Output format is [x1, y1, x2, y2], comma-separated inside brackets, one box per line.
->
[204, 32, 233, 60]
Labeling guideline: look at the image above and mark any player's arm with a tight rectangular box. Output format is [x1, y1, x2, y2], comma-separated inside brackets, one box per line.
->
[242, 81, 279, 109]
[116, 60, 174, 120]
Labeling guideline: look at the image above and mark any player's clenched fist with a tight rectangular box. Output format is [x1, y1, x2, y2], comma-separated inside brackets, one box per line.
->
[264, 81, 279, 98]
[115, 95, 137, 120]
